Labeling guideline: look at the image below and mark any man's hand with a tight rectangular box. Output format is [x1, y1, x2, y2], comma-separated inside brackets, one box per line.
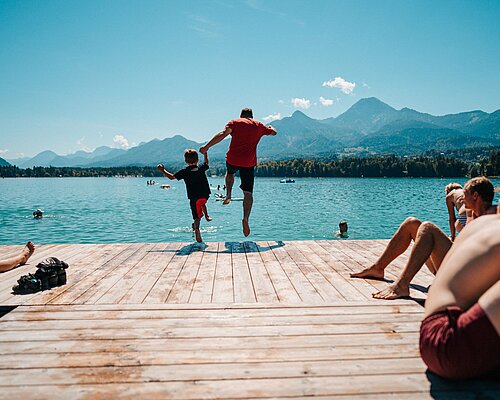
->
[157, 164, 165, 171]
[199, 146, 207, 155]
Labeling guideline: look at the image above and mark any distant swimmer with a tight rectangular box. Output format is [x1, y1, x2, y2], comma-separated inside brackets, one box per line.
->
[200, 107, 277, 237]
[336, 221, 349, 238]
[33, 209, 43, 219]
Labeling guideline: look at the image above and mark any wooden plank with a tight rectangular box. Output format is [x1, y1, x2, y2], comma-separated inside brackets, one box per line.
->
[211, 242, 233, 303]
[231, 242, 256, 303]
[244, 242, 278, 303]
[189, 242, 218, 303]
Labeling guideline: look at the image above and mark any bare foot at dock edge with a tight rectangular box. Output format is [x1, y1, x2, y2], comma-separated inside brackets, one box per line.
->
[205, 216, 212, 222]
[350, 265, 384, 279]
[222, 197, 231, 205]
[242, 219, 250, 237]
[195, 229, 203, 243]
[20, 241, 35, 265]
[372, 283, 410, 300]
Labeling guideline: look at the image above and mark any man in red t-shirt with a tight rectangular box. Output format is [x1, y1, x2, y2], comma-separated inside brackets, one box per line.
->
[200, 108, 277, 236]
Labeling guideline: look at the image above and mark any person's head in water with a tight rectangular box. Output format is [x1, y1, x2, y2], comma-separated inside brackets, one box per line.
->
[339, 221, 348, 233]
[445, 182, 462, 195]
[240, 108, 253, 118]
[33, 209, 43, 219]
[184, 149, 199, 165]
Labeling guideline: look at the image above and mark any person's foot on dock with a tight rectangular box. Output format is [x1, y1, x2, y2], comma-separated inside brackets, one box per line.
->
[372, 283, 410, 300]
[195, 229, 203, 243]
[350, 265, 384, 279]
[242, 219, 250, 237]
[20, 241, 35, 265]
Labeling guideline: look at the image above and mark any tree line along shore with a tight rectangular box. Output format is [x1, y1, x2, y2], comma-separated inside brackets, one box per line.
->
[1, 151, 498, 179]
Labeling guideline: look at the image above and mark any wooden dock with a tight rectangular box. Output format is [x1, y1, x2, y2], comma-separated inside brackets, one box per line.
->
[0, 241, 497, 399]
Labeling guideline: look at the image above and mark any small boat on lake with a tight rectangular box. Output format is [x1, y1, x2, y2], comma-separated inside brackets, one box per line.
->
[280, 178, 295, 183]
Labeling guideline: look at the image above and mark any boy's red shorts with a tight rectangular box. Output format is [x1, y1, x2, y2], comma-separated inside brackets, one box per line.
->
[189, 198, 207, 220]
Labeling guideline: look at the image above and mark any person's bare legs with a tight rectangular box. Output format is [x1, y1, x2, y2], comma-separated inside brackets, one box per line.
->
[0, 241, 35, 273]
[223, 172, 234, 205]
[350, 217, 422, 279]
[242, 190, 253, 237]
[373, 222, 452, 299]
[193, 219, 202, 242]
[202, 205, 212, 221]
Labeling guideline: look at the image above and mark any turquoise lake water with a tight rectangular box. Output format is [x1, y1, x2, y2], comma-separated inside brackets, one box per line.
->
[1, 177, 499, 245]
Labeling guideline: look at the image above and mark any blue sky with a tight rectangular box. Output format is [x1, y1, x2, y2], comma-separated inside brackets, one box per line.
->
[1, 0, 499, 158]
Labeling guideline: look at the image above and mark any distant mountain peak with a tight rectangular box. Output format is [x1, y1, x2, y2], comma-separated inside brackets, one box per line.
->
[350, 97, 395, 111]
[291, 110, 312, 120]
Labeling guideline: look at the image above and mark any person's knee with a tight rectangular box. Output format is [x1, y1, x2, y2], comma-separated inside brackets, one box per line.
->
[403, 216, 421, 226]
[243, 191, 253, 199]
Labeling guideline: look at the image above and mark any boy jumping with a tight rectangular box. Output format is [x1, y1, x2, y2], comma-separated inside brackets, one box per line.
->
[157, 149, 211, 243]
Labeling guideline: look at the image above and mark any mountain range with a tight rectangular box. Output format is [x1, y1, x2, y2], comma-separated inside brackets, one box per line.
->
[6, 97, 499, 168]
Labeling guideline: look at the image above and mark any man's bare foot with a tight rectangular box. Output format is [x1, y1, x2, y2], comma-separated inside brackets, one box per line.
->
[20, 241, 35, 265]
[372, 283, 410, 300]
[222, 197, 231, 205]
[350, 265, 385, 279]
[194, 229, 203, 243]
[242, 219, 250, 237]
[205, 216, 212, 222]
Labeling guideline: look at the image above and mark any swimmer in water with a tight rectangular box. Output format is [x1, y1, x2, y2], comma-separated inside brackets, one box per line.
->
[33, 209, 43, 219]
[336, 221, 349, 238]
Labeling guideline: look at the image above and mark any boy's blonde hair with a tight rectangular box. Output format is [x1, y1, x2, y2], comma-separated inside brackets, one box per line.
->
[184, 149, 199, 164]
[445, 182, 462, 195]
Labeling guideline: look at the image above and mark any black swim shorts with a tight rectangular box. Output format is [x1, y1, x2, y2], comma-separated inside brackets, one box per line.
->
[226, 162, 255, 193]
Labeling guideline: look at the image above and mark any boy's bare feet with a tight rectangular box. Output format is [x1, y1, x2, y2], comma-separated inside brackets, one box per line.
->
[222, 197, 231, 205]
[20, 241, 35, 265]
[242, 219, 250, 237]
[194, 229, 203, 243]
[372, 283, 410, 300]
[350, 265, 385, 279]
[205, 216, 212, 222]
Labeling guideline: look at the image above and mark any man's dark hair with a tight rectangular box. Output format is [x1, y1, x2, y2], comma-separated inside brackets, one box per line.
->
[184, 148, 199, 164]
[465, 176, 494, 204]
[240, 108, 253, 118]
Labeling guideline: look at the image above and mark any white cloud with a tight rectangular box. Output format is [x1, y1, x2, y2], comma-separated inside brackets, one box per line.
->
[76, 137, 85, 146]
[113, 135, 130, 149]
[263, 112, 281, 122]
[291, 97, 311, 109]
[319, 96, 334, 106]
[322, 76, 356, 94]
[0, 149, 8, 155]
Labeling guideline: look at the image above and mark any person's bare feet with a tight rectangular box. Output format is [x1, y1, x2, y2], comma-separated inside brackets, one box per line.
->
[242, 219, 250, 237]
[350, 265, 385, 279]
[20, 241, 35, 265]
[222, 197, 231, 205]
[372, 283, 410, 300]
[194, 229, 203, 243]
[205, 216, 212, 222]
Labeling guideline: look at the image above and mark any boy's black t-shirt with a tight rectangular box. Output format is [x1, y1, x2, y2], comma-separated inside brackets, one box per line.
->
[174, 163, 211, 200]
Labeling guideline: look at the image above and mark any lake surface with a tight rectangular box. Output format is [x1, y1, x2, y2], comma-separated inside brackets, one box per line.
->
[1, 177, 499, 245]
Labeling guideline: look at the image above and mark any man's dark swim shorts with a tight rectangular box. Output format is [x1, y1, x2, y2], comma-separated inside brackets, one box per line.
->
[419, 303, 500, 380]
[226, 162, 255, 193]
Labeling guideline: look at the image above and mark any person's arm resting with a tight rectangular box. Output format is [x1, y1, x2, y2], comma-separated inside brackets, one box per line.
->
[200, 127, 231, 154]
[446, 194, 456, 240]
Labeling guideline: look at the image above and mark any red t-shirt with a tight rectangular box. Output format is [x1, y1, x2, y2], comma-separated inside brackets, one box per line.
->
[225, 118, 275, 167]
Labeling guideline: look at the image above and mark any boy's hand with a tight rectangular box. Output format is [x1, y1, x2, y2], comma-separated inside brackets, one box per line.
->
[199, 146, 207, 155]
[157, 164, 165, 171]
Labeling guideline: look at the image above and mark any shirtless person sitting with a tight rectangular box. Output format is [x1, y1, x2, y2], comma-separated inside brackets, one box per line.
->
[420, 212, 500, 380]
[0, 241, 35, 273]
[445, 182, 468, 241]
[350, 176, 497, 299]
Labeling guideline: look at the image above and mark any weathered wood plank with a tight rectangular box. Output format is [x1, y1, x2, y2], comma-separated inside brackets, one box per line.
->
[189, 242, 218, 303]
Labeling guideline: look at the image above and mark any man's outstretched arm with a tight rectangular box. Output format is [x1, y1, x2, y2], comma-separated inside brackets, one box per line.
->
[200, 127, 231, 154]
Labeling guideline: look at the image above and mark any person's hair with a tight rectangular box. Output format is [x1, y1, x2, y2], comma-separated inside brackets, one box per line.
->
[465, 176, 494, 204]
[445, 182, 462, 195]
[240, 108, 253, 118]
[339, 221, 348, 232]
[184, 149, 199, 164]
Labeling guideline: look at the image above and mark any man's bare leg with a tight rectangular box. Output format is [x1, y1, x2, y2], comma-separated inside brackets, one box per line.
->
[223, 173, 234, 205]
[193, 219, 202, 243]
[0, 241, 35, 273]
[351, 217, 422, 279]
[242, 190, 253, 237]
[373, 222, 452, 299]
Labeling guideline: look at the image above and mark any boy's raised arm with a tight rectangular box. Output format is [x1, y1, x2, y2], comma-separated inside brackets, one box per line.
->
[203, 151, 209, 165]
[157, 164, 176, 180]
